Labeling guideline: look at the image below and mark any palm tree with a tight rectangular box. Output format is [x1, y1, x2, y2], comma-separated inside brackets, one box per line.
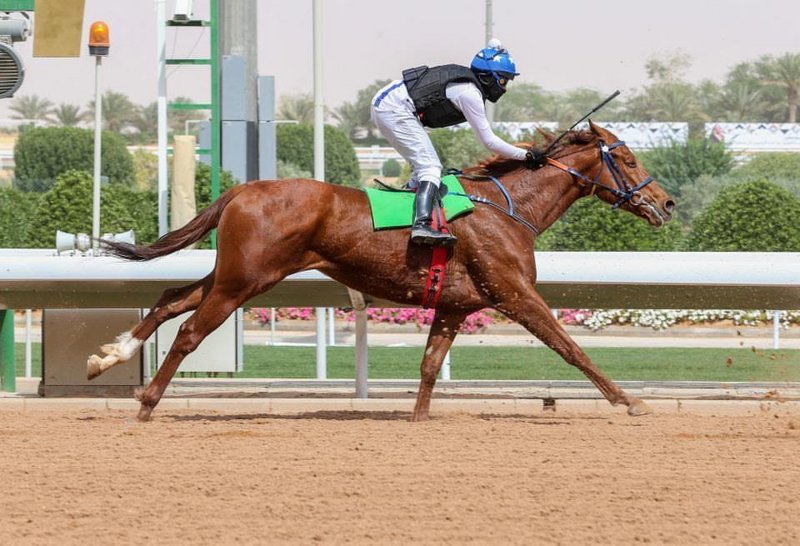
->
[276, 93, 316, 125]
[757, 53, 800, 123]
[168, 96, 208, 136]
[87, 91, 138, 133]
[132, 102, 158, 143]
[8, 94, 54, 123]
[52, 103, 84, 126]
[332, 79, 390, 138]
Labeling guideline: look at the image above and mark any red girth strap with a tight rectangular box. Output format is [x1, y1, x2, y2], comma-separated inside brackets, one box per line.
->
[421, 207, 449, 309]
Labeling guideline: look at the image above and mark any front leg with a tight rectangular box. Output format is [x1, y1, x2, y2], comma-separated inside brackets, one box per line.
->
[412, 310, 468, 422]
[496, 289, 650, 416]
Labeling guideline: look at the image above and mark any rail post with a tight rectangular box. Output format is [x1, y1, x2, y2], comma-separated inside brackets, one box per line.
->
[0, 309, 16, 392]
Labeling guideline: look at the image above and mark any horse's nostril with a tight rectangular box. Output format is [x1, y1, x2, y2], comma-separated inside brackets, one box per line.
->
[664, 200, 675, 213]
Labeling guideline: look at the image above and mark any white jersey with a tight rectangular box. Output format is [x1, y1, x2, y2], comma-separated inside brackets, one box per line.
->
[372, 79, 527, 161]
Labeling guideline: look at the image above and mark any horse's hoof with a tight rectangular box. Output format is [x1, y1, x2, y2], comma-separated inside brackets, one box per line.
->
[87, 355, 103, 380]
[136, 406, 153, 422]
[410, 412, 429, 423]
[627, 398, 652, 417]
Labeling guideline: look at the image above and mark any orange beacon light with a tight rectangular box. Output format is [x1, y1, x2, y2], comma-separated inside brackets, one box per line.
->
[88, 21, 109, 56]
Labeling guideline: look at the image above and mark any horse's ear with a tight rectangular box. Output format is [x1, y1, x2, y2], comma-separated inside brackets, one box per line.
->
[588, 119, 611, 139]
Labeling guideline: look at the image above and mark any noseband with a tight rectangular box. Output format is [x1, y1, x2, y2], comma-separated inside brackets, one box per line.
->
[546, 140, 654, 209]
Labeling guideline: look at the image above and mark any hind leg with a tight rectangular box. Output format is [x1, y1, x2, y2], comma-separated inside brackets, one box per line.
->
[87, 277, 212, 379]
[411, 310, 467, 422]
[135, 282, 257, 422]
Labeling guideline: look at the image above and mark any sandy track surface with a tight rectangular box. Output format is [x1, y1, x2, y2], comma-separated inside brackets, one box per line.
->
[1, 409, 798, 545]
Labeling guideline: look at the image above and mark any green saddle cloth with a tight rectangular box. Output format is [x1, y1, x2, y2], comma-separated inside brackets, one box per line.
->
[364, 174, 474, 230]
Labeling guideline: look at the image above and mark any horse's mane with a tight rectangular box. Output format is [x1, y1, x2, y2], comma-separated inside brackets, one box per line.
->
[463, 129, 597, 175]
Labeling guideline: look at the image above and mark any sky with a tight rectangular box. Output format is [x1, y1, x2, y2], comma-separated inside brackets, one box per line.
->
[1, 0, 798, 118]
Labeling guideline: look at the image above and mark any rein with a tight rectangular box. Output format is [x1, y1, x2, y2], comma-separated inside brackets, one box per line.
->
[447, 171, 541, 235]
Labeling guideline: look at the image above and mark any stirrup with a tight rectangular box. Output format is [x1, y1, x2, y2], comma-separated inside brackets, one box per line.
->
[411, 224, 457, 247]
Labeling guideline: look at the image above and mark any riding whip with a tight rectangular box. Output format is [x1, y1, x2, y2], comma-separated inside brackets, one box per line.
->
[542, 89, 621, 155]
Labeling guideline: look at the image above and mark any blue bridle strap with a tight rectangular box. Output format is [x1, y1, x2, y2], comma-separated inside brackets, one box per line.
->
[548, 140, 654, 209]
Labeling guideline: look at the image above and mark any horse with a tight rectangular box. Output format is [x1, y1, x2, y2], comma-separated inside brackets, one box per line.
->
[89, 121, 674, 422]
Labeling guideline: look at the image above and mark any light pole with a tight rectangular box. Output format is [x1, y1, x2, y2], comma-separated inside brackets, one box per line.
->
[88, 21, 109, 250]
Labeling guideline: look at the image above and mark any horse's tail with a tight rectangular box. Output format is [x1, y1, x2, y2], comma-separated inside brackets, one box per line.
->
[101, 185, 247, 261]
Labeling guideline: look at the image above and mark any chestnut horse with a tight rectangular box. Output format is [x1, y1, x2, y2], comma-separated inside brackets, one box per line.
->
[89, 121, 674, 422]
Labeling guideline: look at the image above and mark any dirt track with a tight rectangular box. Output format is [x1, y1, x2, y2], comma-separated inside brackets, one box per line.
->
[1, 408, 798, 545]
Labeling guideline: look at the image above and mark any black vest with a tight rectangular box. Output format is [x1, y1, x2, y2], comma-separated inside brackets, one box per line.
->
[402, 64, 485, 128]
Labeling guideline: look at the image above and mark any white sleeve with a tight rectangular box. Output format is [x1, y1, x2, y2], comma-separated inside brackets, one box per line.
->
[449, 84, 528, 161]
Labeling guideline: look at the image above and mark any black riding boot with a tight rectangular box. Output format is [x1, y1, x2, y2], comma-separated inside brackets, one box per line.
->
[411, 180, 457, 246]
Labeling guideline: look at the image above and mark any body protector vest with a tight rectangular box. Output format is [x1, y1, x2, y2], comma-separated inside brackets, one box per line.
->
[402, 64, 486, 128]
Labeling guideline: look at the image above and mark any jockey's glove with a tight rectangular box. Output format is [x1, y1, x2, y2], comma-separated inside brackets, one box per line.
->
[525, 149, 548, 169]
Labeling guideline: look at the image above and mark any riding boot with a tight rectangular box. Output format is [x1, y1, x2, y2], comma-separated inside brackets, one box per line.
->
[411, 180, 457, 246]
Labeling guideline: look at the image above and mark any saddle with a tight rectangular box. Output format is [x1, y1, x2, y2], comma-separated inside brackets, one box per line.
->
[363, 174, 474, 230]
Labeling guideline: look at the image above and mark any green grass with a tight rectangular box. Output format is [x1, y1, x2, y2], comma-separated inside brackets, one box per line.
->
[238, 345, 800, 383]
[14, 343, 800, 383]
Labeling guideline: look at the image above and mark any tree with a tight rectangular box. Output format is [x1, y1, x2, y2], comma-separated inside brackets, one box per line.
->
[637, 139, 734, 199]
[333, 79, 391, 140]
[277, 93, 317, 125]
[87, 91, 138, 133]
[686, 179, 800, 251]
[9, 94, 54, 123]
[131, 102, 158, 143]
[168, 96, 207, 136]
[538, 198, 684, 251]
[52, 103, 84, 127]
[757, 53, 800, 123]
[381, 158, 401, 177]
[14, 126, 134, 191]
[276, 123, 360, 186]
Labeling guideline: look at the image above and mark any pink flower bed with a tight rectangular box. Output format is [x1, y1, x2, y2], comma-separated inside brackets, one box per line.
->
[250, 307, 495, 334]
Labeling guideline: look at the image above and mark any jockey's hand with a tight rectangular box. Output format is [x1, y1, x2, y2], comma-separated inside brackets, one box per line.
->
[525, 149, 547, 169]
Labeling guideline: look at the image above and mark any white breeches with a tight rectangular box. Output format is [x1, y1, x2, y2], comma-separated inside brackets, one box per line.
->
[371, 107, 442, 187]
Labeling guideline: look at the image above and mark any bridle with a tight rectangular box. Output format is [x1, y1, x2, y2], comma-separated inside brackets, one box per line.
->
[545, 139, 655, 210]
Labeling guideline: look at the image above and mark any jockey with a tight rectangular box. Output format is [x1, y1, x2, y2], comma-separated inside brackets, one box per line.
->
[371, 39, 537, 246]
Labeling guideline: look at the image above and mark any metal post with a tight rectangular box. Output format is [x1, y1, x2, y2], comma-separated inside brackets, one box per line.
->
[156, 0, 168, 236]
[484, 0, 494, 124]
[354, 308, 368, 398]
[315, 307, 326, 379]
[313, 0, 326, 378]
[0, 310, 15, 392]
[24, 309, 31, 378]
[773, 310, 781, 350]
[328, 307, 335, 347]
[441, 350, 451, 381]
[269, 307, 276, 346]
[92, 55, 103, 248]
[210, 0, 221, 247]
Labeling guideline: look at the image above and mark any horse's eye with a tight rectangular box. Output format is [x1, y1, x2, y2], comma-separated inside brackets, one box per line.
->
[625, 160, 637, 168]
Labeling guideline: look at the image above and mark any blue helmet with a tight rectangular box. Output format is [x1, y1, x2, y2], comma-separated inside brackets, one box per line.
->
[470, 39, 519, 78]
[470, 39, 518, 102]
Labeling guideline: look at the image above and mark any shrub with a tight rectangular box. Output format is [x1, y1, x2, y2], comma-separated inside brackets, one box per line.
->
[0, 187, 40, 247]
[429, 128, 490, 171]
[686, 179, 800, 251]
[276, 124, 360, 186]
[14, 126, 134, 191]
[381, 158, 401, 177]
[27, 170, 143, 248]
[539, 197, 684, 251]
[731, 152, 800, 198]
